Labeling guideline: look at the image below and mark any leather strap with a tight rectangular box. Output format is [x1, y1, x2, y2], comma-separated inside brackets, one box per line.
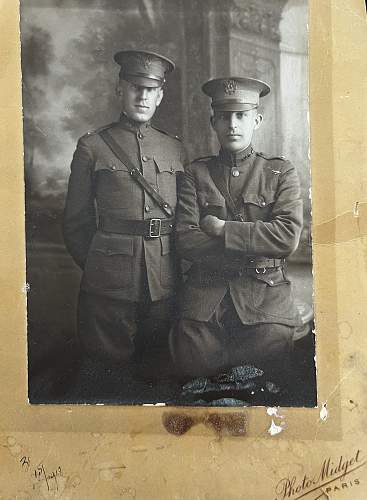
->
[197, 258, 285, 281]
[99, 129, 174, 217]
[223, 257, 284, 270]
[207, 158, 243, 220]
[243, 257, 284, 269]
[99, 216, 174, 238]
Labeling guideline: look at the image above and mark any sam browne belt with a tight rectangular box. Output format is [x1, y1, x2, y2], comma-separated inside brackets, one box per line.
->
[99, 129, 174, 218]
[99, 215, 174, 238]
[194, 257, 285, 282]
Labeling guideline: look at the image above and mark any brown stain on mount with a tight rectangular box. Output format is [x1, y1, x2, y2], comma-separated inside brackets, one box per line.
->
[162, 413, 197, 436]
[162, 411, 248, 437]
[205, 412, 247, 436]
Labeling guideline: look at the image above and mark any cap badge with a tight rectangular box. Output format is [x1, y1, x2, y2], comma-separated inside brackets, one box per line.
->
[223, 79, 237, 95]
[130, 53, 153, 70]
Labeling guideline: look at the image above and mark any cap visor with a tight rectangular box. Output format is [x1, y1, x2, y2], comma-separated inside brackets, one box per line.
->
[122, 74, 163, 88]
[212, 102, 258, 112]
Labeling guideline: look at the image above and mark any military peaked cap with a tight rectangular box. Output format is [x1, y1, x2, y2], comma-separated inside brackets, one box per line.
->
[202, 77, 270, 111]
[114, 49, 175, 88]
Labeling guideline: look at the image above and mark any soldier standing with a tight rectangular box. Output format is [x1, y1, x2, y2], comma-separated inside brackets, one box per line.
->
[63, 50, 186, 387]
[170, 77, 303, 391]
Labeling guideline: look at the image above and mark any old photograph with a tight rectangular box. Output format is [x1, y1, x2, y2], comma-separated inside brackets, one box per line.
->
[22, 0, 316, 407]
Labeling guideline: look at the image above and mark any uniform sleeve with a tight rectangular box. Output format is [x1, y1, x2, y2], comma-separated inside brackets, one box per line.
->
[175, 164, 224, 262]
[180, 143, 190, 170]
[224, 161, 303, 257]
[63, 136, 97, 269]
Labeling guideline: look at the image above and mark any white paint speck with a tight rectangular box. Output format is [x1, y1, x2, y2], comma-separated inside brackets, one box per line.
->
[142, 402, 166, 406]
[267, 407, 285, 419]
[353, 201, 359, 217]
[22, 282, 30, 293]
[268, 419, 284, 436]
[320, 403, 328, 421]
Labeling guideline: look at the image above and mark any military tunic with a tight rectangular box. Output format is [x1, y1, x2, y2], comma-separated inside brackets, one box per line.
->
[63, 114, 186, 364]
[169, 146, 303, 380]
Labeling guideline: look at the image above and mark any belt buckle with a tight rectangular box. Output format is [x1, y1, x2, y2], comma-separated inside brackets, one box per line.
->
[149, 218, 161, 238]
[255, 267, 266, 274]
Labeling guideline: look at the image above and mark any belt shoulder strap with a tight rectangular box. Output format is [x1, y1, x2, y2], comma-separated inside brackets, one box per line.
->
[99, 129, 173, 217]
[207, 158, 243, 221]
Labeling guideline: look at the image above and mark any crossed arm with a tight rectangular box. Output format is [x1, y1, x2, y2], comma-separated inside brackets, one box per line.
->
[175, 162, 303, 262]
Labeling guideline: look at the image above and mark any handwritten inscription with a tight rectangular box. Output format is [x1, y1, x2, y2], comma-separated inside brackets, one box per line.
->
[19, 455, 63, 492]
[34, 463, 63, 492]
[274, 449, 366, 499]
[19, 455, 31, 472]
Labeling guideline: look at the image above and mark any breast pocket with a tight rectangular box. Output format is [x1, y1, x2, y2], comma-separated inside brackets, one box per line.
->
[242, 191, 276, 221]
[84, 233, 134, 290]
[94, 159, 133, 208]
[197, 191, 226, 219]
[154, 158, 184, 207]
[94, 158, 131, 175]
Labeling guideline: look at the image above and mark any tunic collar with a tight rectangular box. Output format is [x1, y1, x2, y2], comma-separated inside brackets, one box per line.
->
[117, 112, 151, 133]
[218, 144, 254, 168]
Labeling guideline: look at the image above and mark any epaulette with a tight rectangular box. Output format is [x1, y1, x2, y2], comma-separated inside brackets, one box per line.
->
[256, 152, 286, 161]
[81, 122, 116, 138]
[151, 125, 181, 141]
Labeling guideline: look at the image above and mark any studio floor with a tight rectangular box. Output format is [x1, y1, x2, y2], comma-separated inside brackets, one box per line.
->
[28, 261, 317, 408]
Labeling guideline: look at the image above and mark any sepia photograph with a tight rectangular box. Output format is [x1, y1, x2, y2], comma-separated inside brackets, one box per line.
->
[22, 0, 316, 407]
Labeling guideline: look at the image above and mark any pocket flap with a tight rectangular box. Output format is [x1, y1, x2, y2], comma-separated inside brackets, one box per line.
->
[154, 158, 184, 173]
[197, 191, 226, 208]
[92, 233, 134, 255]
[253, 268, 290, 286]
[95, 158, 130, 173]
[243, 192, 276, 207]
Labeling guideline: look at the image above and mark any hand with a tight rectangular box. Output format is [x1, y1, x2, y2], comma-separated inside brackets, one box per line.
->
[200, 215, 226, 237]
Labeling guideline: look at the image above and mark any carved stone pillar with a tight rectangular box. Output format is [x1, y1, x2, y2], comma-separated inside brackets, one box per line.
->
[181, 0, 215, 159]
[182, 0, 287, 158]
[228, 0, 287, 154]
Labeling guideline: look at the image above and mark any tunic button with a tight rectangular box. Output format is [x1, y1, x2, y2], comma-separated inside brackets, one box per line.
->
[111, 165, 116, 170]
[142, 155, 148, 162]
[138, 132, 144, 139]
[204, 201, 209, 207]
[145, 205, 150, 212]
[232, 168, 240, 177]
[269, 279, 274, 285]
[261, 201, 266, 207]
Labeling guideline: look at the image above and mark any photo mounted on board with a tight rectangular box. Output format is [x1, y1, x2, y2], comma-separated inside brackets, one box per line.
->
[21, 0, 316, 407]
